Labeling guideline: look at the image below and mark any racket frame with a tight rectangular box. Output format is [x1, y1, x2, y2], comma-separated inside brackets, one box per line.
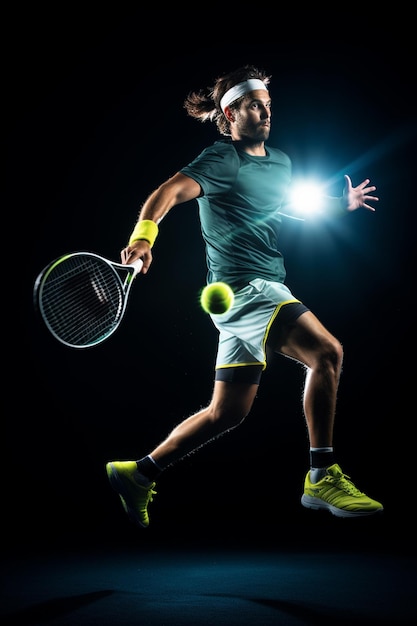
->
[34, 251, 143, 349]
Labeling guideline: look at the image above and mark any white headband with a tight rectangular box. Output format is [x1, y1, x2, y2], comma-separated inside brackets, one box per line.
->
[220, 79, 267, 112]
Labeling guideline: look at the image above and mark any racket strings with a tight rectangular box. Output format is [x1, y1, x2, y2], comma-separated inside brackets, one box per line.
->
[39, 256, 125, 346]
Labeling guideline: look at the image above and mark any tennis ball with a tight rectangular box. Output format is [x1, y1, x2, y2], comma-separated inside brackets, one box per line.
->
[200, 282, 234, 315]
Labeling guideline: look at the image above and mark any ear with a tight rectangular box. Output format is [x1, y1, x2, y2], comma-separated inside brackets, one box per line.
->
[223, 105, 235, 123]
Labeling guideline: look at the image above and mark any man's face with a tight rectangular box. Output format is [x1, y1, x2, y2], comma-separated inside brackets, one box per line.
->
[232, 90, 272, 141]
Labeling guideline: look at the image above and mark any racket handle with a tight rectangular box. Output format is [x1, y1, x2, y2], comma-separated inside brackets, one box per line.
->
[130, 258, 144, 275]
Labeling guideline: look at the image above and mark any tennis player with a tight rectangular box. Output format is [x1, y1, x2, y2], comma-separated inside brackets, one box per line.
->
[106, 64, 383, 526]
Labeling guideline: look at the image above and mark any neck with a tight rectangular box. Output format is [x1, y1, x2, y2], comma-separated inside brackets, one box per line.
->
[232, 139, 266, 156]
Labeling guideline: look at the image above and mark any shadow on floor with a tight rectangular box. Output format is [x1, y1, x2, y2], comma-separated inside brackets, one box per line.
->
[2, 534, 416, 626]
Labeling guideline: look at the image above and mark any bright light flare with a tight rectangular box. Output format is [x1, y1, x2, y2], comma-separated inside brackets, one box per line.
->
[290, 180, 324, 215]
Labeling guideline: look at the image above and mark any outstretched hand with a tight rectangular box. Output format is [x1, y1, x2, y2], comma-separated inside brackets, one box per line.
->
[343, 175, 379, 212]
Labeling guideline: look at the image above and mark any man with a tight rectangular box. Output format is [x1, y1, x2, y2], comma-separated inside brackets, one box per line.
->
[106, 64, 383, 527]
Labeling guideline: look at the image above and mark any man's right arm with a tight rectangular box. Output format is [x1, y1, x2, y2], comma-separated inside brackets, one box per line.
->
[121, 172, 202, 273]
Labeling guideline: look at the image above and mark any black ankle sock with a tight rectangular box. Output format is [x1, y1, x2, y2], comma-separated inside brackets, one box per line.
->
[136, 455, 162, 482]
[310, 449, 335, 469]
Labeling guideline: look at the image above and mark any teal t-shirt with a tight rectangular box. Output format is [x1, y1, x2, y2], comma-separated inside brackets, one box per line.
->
[180, 140, 292, 287]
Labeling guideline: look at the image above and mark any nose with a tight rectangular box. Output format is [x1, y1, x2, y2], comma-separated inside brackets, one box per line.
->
[260, 105, 271, 119]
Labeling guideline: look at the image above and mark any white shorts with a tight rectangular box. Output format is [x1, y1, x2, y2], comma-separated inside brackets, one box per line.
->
[211, 278, 306, 373]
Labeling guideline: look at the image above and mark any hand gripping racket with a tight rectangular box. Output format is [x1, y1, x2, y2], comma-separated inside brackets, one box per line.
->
[33, 252, 143, 348]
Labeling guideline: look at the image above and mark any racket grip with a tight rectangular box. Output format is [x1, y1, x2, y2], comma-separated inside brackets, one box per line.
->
[130, 258, 144, 275]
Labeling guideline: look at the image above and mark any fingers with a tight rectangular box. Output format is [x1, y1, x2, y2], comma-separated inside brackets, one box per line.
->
[345, 176, 378, 212]
[362, 193, 379, 211]
[121, 247, 134, 264]
[358, 178, 370, 189]
[363, 203, 376, 212]
[356, 179, 379, 210]
[121, 243, 152, 274]
[358, 180, 378, 195]
[121, 245, 141, 266]
[121, 248, 128, 264]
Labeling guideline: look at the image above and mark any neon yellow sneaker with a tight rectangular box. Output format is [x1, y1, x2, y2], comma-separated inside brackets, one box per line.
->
[301, 463, 383, 518]
[106, 461, 156, 528]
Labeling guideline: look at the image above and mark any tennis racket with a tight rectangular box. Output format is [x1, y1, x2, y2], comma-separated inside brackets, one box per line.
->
[33, 251, 143, 349]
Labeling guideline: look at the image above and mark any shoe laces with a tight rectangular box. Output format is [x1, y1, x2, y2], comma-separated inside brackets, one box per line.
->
[146, 485, 157, 503]
[326, 471, 363, 496]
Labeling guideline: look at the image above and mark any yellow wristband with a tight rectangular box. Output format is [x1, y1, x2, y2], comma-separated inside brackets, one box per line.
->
[128, 220, 159, 248]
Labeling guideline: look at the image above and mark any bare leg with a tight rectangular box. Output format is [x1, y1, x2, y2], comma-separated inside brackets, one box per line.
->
[270, 311, 343, 447]
[107, 311, 382, 526]
[150, 380, 259, 469]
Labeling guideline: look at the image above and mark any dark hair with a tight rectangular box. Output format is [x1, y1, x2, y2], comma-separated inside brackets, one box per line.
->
[183, 65, 271, 136]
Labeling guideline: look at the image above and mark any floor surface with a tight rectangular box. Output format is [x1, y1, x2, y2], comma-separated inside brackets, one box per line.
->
[2, 512, 416, 626]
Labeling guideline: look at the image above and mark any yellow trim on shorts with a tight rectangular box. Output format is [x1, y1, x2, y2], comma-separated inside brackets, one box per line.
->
[215, 361, 265, 370]
[261, 298, 301, 364]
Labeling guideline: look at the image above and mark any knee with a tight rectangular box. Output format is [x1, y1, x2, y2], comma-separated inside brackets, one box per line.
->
[211, 404, 250, 431]
[332, 337, 344, 364]
[320, 337, 343, 375]
[209, 383, 258, 431]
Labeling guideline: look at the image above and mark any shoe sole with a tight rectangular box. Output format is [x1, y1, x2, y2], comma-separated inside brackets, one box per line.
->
[106, 463, 148, 528]
[301, 494, 384, 518]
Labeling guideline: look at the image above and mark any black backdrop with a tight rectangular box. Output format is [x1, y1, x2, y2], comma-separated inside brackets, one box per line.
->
[8, 8, 416, 553]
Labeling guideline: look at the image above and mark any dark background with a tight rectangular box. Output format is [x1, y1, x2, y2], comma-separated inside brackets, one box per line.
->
[8, 9, 416, 556]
